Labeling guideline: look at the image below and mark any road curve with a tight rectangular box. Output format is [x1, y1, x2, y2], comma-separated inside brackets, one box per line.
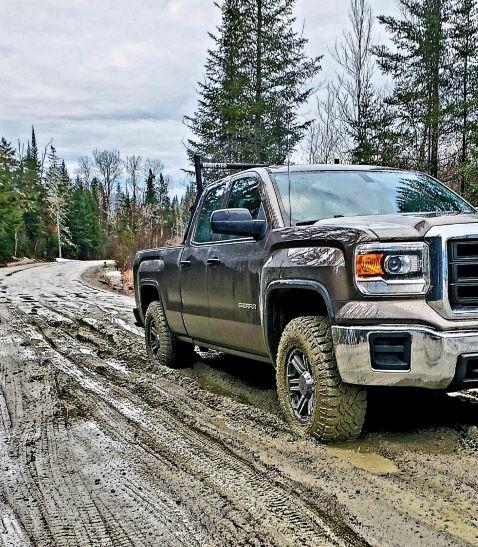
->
[1, 260, 478, 546]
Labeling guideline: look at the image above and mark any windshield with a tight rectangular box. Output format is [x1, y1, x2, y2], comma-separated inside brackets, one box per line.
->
[273, 170, 474, 224]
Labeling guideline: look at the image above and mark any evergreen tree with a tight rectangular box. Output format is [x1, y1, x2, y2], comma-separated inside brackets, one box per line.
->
[177, 180, 197, 240]
[186, 0, 321, 168]
[67, 180, 102, 259]
[22, 127, 46, 255]
[156, 173, 172, 241]
[374, 0, 451, 176]
[170, 195, 182, 240]
[29, 127, 41, 173]
[0, 139, 23, 261]
[144, 168, 157, 206]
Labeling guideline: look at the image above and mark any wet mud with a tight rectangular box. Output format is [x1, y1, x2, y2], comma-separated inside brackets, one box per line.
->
[1, 260, 478, 545]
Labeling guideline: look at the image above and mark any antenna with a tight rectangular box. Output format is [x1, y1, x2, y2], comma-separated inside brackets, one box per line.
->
[286, 125, 292, 227]
[193, 154, 203, 194]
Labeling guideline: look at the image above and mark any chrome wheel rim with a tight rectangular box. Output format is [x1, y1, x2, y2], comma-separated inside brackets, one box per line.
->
[286, 349, 315, 423]
[149, 321, 160, 359]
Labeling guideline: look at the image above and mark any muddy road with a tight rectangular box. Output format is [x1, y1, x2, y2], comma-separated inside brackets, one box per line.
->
[1, 260, 478, 546]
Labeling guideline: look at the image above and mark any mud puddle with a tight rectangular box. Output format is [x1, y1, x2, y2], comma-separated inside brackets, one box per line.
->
[326, 441, 399, 475]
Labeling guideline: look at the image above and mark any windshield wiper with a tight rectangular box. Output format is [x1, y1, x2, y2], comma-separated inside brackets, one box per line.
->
[296, 220, 318, 226]
[296, 215, 344, 226]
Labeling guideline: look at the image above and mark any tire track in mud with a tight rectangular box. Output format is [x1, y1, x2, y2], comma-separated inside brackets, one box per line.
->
[6, 295, 472, 546]
[13, 299, 472, 546]
[0, 308, 208, 547]
[22, 308, 364, 546]
[4, 262, 478, 546]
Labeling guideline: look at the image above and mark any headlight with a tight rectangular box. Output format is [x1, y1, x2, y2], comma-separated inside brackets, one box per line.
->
[354, 242, 429, 295]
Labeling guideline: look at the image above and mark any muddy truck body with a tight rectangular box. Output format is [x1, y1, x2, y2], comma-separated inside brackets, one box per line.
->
[133, 164, 478, 442]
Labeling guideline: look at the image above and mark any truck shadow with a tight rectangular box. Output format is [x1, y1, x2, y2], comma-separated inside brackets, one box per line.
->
[365, 388, 478, 434]
[186, 353, 478, 443]
[184, 353, 280, 415]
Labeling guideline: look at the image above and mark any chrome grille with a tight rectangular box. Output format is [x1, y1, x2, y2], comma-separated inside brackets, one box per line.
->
[448, 239, 478, 309]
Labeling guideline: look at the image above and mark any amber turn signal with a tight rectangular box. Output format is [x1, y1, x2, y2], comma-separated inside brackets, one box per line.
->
[356, 253, 385, 277]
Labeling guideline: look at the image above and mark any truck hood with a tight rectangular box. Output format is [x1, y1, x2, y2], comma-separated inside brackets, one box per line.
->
[312, 212, 478, 240]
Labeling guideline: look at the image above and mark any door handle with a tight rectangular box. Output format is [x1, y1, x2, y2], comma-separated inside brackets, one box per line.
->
[207, 257, 221, 266]
[180, 259, 191, 268]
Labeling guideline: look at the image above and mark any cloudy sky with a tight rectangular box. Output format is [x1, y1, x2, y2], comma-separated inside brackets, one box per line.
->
[1, 0, 398, 192]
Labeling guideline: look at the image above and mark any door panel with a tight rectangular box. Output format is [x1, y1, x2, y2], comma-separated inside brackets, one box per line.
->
[206, 176, 269, 355]
[180, 245, 212, 341]
[207, 240, 267, 355]
[180, 182, 227, 340]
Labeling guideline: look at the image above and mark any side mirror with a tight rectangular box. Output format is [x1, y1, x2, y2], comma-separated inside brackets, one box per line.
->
[211, 208, 267, 240]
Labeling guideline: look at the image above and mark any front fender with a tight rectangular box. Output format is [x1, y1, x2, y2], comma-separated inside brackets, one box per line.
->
[261, 246, 354, 359]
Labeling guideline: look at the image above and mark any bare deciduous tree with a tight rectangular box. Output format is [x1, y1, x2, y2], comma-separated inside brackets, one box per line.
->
[303, 83, 346, 164]
[45, 146, 71, 259]
[143, 158, 164, 180]
[76, 156, 94, 188]
[93, 149, 122, 221]
[332, 0, 376, 161]
[124, 155, 143, 206]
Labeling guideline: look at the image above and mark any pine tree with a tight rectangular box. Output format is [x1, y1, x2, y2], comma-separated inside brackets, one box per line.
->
[168, 180, 197, 242]
[68, 179, 102, 259]
[30, 127, 41, 174]
[22, 129, 45, 255]
[186, 0, 321, 167]
[374, 0, 451, 176]
[170, 195, 183, 240]
[0, 138, 23, 261]
[156, 173, 172, 241]
[144, 169, 157, 206]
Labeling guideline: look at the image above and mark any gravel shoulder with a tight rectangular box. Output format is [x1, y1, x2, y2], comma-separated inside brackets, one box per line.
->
[1, 260, 478, 546]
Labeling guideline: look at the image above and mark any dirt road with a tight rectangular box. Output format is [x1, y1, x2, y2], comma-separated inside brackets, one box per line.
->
[1, 260, 478, 546]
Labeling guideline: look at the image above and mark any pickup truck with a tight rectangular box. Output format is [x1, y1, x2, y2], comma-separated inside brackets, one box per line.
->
[133, 164, 478, 442]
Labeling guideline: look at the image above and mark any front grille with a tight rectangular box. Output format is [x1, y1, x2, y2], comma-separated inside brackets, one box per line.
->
[448, 239, 478, 309]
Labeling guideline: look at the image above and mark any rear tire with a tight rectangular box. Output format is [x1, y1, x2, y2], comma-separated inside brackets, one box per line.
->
[144, 300, 194, 368]
[276, 316, 367, 443]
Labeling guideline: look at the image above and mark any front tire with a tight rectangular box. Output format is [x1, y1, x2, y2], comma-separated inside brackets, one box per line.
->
[144, 300, 194, 368]
[276, 316, 367, 443]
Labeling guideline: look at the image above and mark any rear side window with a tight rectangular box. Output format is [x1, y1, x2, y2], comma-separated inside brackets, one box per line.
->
[227, 177, 262, 219]
[194, 183, 227, 243]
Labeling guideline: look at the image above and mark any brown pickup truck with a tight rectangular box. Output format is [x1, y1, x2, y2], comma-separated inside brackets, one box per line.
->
[134, 164, 478, 442]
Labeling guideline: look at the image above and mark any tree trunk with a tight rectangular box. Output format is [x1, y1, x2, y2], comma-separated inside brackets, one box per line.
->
[429, 0, 441, 179]
[461, 9, 470, 194]
[57, 211, 62, 260]
[254, 0, 263, 162]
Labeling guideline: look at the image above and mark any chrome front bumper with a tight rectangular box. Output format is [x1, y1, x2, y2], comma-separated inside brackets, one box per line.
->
[332, 324, 478, 389]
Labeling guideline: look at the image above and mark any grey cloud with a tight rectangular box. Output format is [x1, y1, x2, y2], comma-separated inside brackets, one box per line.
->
[1, 0, 398, 186]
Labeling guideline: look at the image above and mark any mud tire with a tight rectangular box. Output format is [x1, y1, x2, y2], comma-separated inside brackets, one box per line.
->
[144, 300, 194, 368]
[276, 316, 367, 443]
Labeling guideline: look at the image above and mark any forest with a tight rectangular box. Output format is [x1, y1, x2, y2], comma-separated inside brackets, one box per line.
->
[1, 0, 478, 267]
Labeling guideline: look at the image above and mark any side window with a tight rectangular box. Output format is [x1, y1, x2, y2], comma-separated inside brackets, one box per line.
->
[227, 177, 263, 219]
[194, 183, 226, 243]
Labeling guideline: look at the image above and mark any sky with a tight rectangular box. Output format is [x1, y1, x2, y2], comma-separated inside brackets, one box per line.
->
[1, 0, 398, 193]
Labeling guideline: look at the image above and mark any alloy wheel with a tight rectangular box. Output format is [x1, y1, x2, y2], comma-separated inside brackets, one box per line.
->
[286, 349, 315, 422]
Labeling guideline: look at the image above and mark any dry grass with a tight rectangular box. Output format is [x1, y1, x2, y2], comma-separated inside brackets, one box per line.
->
[122, 267, 134, 295]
